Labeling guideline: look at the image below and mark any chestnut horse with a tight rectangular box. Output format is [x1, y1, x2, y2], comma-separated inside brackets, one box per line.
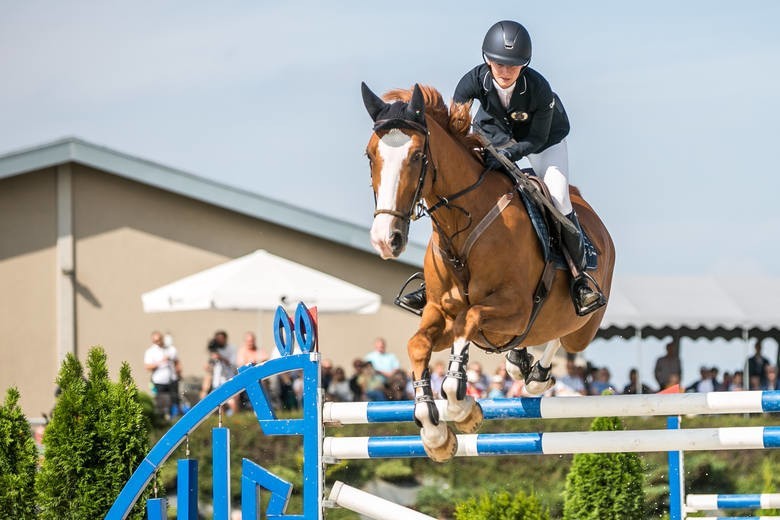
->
[361, 83, 615, 462]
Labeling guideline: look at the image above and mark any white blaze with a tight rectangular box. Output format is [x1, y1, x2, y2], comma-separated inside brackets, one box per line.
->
[370, 129, 412, 258]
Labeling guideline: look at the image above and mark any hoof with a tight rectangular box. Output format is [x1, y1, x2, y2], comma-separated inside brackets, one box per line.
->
[423, 426, 458, 463]
[454, 401, 483, 434]
[505, 349, 533, 381]
[526, 375, 555, 395]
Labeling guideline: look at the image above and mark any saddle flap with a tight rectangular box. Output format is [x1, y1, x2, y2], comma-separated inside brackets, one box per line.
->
[517, 171, 598, 271]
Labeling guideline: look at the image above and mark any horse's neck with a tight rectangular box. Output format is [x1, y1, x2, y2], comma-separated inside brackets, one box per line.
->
[424, 120, 485, 205]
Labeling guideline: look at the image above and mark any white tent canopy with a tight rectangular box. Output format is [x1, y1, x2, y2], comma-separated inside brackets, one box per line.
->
[601, 275, 780, 332]
[142, 249, 381, 314]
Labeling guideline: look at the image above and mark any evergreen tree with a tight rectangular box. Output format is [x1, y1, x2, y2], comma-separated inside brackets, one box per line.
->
[563, 415, 645, 519]
[37, 348, 151, 519]
[0, 387, 38, 519]
[36, 353, 88, 518]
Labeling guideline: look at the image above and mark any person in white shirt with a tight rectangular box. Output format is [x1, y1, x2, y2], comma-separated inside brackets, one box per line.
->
[200, 330, 238, 414]
[144, 330, 181, 419]
[363, 337, 400, 379]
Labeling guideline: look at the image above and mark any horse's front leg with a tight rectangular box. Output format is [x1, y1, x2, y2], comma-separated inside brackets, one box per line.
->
[441, 314, 484, 436]
[408, 305, 457, 463]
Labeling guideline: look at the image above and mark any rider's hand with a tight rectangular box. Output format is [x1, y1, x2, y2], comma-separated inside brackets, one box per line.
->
[484, 148, 513, 171]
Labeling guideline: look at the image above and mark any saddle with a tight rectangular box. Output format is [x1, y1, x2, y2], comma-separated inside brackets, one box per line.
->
[512, 168, 598, 271]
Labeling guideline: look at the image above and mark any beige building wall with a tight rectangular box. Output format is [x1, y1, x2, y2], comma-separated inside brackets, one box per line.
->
[1, 162, 515, 419]
[0, 168, 59, 418]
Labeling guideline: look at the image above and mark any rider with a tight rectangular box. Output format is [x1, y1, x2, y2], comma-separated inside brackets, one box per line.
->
[397, 20, 605, 316]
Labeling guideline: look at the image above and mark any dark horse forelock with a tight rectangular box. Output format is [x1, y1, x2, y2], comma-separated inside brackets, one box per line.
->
[382, 86, 482, 159]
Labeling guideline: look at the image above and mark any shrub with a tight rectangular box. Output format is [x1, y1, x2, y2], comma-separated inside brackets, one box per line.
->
[562, 415, 645, 519]
[455, 490, 550, 520]
[36, 348, 151, 519]
[0, 387, 38, 519]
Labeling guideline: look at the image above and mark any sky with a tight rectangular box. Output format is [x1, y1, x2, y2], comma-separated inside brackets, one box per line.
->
[2, 1, 779, 387]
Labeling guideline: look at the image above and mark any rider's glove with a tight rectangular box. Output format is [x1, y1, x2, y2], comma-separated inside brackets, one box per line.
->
[483, 148, 514, 172]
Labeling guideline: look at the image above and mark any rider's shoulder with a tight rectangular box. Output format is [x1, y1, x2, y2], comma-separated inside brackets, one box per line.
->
[523, 67, 553, 95]
[523, 67, 549, 87]
[462, 63, 489, 81]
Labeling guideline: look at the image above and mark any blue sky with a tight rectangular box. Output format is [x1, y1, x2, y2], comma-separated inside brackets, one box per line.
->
[3, 2, 778, 388]
[2, 1, 779, 278]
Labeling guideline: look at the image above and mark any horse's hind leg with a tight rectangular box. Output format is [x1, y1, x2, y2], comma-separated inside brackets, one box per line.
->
[525, 339, 561, 395]
[505, 348, 534, 381]
[441, 337, 484, 434]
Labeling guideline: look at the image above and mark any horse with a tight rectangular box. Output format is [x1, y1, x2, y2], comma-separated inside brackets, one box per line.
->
[361, 83, 615, 462]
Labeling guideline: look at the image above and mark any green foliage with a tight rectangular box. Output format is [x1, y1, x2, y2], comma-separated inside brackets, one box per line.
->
[374, 459, 415, 483]
[0, 387, 38, 519]
[684, 453, 734, 500]
[454, 490, 550, 520]
[758, 457, 780, 515]
[36, 348, 151, 519]
[415, 485, 471, 519]
[562, 415, 645, 520]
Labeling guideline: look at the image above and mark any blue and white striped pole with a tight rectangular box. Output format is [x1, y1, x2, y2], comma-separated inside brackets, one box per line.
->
[694, 517, 780, 520]
[323, 391, 780, 425]
[323, 426, 780, 460]
[687, 493, 780, 510]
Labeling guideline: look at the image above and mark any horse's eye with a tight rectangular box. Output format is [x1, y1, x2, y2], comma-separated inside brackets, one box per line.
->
[411, 151, 423, 162]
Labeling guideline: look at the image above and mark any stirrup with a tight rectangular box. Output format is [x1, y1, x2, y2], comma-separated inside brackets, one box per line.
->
[394, 272, 426, 316]
[570, 273, 607, 317]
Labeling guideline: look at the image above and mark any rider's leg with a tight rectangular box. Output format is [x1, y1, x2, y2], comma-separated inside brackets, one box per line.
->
[396, 274, 427, 312]
[527, 140, 604, 315]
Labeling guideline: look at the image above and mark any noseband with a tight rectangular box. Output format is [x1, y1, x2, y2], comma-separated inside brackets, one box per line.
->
[371, 118, 436, 222]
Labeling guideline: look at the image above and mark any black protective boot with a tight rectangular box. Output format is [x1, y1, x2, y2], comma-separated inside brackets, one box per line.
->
[560, 212, 606, 316]
[394, 273, 427, 315]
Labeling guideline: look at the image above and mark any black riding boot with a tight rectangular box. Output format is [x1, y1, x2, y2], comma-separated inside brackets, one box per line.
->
[560, 211, 606, 316]
[394, 273, 427, 314]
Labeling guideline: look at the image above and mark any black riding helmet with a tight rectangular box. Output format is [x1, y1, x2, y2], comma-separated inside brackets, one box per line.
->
[482, 20, 532, 66]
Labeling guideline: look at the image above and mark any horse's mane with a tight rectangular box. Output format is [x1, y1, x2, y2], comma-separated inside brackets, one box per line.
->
[383, 86, 482, 160]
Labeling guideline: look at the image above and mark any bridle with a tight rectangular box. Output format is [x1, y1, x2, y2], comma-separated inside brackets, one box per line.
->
[369, 117, 491, 226]
[370, 118, 436, 223]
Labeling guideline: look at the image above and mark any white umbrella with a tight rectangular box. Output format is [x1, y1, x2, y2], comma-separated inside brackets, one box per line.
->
[142, 249, 381, 314]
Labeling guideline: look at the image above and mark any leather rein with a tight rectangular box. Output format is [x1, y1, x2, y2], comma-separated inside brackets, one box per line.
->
[371, 118, 555, 353]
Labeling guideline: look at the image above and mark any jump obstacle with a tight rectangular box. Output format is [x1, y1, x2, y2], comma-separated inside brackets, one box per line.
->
[106, 303, 780, 520]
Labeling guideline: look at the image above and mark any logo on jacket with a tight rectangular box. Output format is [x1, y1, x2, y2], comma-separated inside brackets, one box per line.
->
[510, 111, 529, 122]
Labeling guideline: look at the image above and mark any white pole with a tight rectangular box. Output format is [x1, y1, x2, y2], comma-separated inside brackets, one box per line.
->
[328, 481, 436, 520]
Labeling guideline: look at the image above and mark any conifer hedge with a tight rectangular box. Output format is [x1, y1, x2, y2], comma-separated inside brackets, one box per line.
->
[0, 387, 38, 519]
[36, 348, 151, 519]
[562, 415, 645, 519]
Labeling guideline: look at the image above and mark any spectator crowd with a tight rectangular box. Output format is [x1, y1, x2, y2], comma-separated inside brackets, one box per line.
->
[143, 330, 780, 420]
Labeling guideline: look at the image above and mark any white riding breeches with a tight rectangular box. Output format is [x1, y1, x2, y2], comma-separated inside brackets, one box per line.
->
[526, 139, 572, 215]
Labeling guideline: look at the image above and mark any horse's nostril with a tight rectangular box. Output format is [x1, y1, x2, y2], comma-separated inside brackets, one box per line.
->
[390, 232, 404, 249]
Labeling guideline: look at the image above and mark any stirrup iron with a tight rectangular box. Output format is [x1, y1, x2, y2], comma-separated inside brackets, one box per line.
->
[394, 272, 426, 316]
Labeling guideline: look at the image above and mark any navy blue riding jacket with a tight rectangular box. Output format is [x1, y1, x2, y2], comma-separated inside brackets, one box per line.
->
[453, 64, 570, 161]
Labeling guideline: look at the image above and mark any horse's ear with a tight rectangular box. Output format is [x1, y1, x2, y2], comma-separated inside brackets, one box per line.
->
[409, 84, 425, 116]
[361, 82, 387, 122]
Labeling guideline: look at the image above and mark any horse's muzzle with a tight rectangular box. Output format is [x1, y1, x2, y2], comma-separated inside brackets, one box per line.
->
[370, 214, 409, 259]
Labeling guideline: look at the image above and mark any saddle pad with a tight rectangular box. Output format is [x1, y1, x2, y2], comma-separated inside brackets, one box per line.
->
[517, 187, 598, 271]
